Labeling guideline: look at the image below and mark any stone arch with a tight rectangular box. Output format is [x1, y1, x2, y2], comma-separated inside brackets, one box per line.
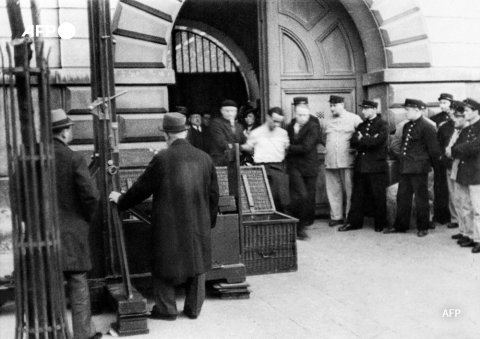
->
[174, 19, 260, 104]
[338, 0, 432, 71]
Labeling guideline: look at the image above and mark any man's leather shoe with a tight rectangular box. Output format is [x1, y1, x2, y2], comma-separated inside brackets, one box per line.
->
[460, 238, 475, 247]
[297, 229, 309, 240]
[428, 221, 436, 230]
[451, 234, 464, 240]
[417, 230, 428, 237]
[183, 310, 198, 319]
[149, 307, 177, 321]
[328, 219, 344, 227]
[458, 237, 471, 245]
[472, 243, 480, 253]
[447, 223, 459, 229]
[338, 224, 362, 232]
[375, 227, 384, 232]
[89, 333, 102, 339]
[383, 227, 406, 234]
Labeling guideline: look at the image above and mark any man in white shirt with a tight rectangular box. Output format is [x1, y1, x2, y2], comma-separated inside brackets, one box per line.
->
[324, 95, 362, 227]
[242, 107, 290, 213]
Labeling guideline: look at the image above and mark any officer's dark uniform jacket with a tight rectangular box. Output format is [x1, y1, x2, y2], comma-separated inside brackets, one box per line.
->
[452, 119, 480, 186]
[350, 115, 388, 173]
[437, 120, 456, 169]
[430, 111, 451, 127]
[398, 116, 441, 173]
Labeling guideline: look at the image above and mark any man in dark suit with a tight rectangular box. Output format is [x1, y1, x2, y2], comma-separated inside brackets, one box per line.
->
[452, 98, 480, 253]
[52, 109, 102, 339]
[384, 99, 441, 237]
[431, 93, 455, 226]
[187, 110, 209, 153]
[110, 113, 219, 320]
[209, 100, 246, 166]
[339, 100, 388, 232]
[437, 100, 464, 229]
[286, 97, 321, 239]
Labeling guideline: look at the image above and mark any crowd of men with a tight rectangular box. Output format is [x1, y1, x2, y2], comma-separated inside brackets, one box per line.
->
[50, 92, 480, 337]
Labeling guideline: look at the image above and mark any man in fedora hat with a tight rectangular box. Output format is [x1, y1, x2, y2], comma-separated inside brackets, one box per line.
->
[451, 98, 480, 253]
[109, 112, 219, 319]
[385, 99, 441, 237]
[339, 100, 388, 232]
[209, 99, 246, 166]
[52, 108, 102, 339]
[324, 95, 362, 227]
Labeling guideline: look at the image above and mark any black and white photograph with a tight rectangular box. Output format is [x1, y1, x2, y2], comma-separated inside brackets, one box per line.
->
[0, 0, 479, 338]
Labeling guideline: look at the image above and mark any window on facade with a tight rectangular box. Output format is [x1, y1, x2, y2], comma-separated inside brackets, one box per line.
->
[170, 29, 239, 74]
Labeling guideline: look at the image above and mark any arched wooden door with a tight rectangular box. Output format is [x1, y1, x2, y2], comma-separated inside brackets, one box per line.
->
[266, 0, 367, 215]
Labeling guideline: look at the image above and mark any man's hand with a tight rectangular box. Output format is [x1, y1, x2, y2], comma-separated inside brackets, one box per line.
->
[109, 191, 122, 204]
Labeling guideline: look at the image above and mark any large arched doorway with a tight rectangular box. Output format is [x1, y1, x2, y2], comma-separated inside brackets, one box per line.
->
[168, 27, 249, 115]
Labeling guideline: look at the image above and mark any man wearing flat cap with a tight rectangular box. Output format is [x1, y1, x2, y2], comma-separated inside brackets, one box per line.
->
[451, 98, 480, 253]
[286, 97, 321, 239]
[436, 98, 463, 229]
[52, 109, 102, 339]
[430, 93, 456, 227]
[324, 95, 362, 227]
[444, 103, 469, 242]
[209, 99, 246, 166]
[339, 100, 388, 232]
[110, 112, 220, 319]
[385, 99, 441, 237]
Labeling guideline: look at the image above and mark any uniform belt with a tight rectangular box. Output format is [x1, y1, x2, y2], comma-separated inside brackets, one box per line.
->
[254, 162, 283, 165]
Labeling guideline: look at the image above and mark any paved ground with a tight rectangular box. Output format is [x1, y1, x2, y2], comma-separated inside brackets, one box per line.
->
[1, 218, 479, 339]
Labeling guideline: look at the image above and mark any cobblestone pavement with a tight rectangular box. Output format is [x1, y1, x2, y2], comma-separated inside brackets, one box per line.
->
[1, 218, 479, 339]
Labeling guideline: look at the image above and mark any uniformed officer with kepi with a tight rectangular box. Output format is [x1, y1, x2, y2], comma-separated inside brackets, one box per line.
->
[384, 99, 441, 237]
[339, 100, 388, 232]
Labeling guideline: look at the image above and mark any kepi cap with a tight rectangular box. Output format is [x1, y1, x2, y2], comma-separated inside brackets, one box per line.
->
[402, 98, 424, 109]
[359, 100, 378, 109]
[293, 97, 308, 105]
[328, 95, 344, 104]
[438, 93, 453, 102]
[51, 109, 74, 130]
[159, 112, 190, 133]
[463, 98, 480, 111]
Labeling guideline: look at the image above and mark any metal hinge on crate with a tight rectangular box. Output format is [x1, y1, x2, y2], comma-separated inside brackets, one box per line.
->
[242, 174, 256, 213]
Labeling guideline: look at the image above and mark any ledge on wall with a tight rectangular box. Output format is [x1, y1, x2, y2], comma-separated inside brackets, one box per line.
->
[363, 68, 480, 86]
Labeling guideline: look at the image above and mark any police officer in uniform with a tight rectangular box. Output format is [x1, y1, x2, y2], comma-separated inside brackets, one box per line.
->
[384, 99, 441, 237]
[339, 100, 388, 232]
[452, 98, 480, 253]
[431, 93, 455, 226]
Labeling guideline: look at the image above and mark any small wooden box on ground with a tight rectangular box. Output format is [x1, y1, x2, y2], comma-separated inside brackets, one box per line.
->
[240, 166, 298, 276]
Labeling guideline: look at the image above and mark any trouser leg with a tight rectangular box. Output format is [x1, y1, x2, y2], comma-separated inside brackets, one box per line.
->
[304, 175, 318, 224]
[289, 170, 308, 228]
[412, 174, 430, 231]
[66, 272, 96, 339]
[347, 172, 366, 228]
[394, 175, 413, 231]
[340, 168, 354, 217]
[369, 173, 388, 230]
[325, 169, 344, 220]
[456, 183, 473, 238]
[184, 273, 206, 317]
[446, 169, 458, 224]
[153, 277, 177, 316]
[469, 185, 480, 242]
[433, 163, 450, 224]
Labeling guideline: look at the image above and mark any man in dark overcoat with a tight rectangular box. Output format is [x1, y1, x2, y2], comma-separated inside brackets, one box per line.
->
[384, 99, 441, 237]
[286, 98, 321, 239]
[110, 113, 219, 320]
[339, 100, 388, 232]
[52, 109, 101, 339]
[451, 98, 480, 253]
[209, 99, 246, 166]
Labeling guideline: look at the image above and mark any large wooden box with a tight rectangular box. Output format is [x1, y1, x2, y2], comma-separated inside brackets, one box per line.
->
[241, 166, 298, 276]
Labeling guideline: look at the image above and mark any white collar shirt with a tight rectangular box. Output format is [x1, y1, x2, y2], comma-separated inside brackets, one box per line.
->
[246, 124, 290, 163]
